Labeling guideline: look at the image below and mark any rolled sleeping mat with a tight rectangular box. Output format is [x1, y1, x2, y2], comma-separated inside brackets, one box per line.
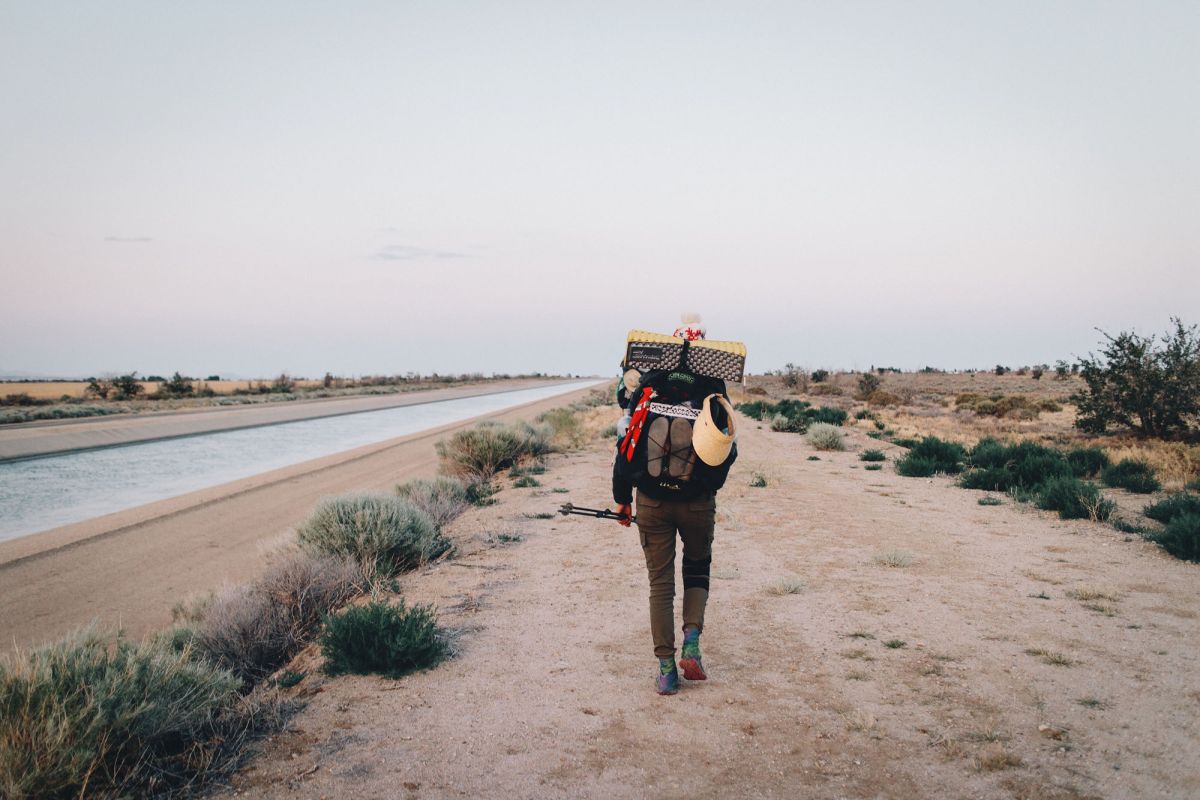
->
[693, 394, 737, 466]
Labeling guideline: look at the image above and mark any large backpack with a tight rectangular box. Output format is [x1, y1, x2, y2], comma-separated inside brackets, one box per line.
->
[617, 370, 733, 495]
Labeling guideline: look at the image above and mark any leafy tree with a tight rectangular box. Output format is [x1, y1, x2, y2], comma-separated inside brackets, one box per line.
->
[111, 373, 145, 400]
[85, 377, 113, 399]
[856, 372, 881, 400]
[1054, 360, 1071, 380]
[163, 372, 194, 396]
[811, 369, 829, 383]
[1072, 318, 1200, 439]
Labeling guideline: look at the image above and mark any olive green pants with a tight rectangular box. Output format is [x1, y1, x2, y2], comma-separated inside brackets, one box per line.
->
[635, 492, 716, 659]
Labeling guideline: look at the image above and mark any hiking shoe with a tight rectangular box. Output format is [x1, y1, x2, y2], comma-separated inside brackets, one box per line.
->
[679, 628, 706, 681]
[656, 658, 680, 695]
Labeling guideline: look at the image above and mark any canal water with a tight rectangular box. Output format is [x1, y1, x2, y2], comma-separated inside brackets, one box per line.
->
[0, 380, 601, 542]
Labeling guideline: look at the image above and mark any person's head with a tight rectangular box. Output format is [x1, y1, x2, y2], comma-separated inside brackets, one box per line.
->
[673, 312, 706, 341]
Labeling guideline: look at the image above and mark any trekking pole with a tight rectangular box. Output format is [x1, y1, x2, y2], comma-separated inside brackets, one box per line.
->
[557, 502, 635, 524]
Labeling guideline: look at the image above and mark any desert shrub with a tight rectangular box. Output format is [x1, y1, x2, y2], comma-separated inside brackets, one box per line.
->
[978, 496, 1003, 506]
[891, 437, 920, 449]
[806, 423, 845, 451]
[1, 393, 47, 407]
[770, 413, 806, 433]
[319, 600, 447, 679]
[854, 409, 875, 421]
[960, 439, 1073, 491]
[1073, 318, 1200, 439]
[297, 493, 448, 577]
[512, 475, 540, 488]
[600, 423, 617, 438]
[808, 383, 843, 396]
[736, 401, 771, 420]
[810, 406, 848, 426]
[1102, 459, 1161, 493]
[1067, 447, 1110, 478]
[749, 472, 767, 487]
[110, 372, 144, 400]
[1035, 476, 1115, 521]
[746, 386, 768, 396]
[866, 389, 901, 407]
[0, 404, 122, 424]
[0, 627, 267, 799]
[537, 407, 586, 449]
[1188, 477, 1200, 492]
[896, 456, 937, 477]
[895, 436, 966, 476]
[186, 553, 364, 685]
[860, 449, 886, 462]
[856, 372, 881, 400]
[1152, 513, 1200, 562]
[396, 476, 471, 530]
[435, 421, 551, 480]
[811, 369, 830, 383]
[1143, 493, 1200, 524]
[864, 464, 883, 471]
[780, 363, 808, 391]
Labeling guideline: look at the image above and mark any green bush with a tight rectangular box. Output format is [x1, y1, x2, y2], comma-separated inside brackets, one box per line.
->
[1102, 459, 1161, 494]
[896, 456, 938, 477]
[1035, 476, 1114, 520]
[812, 369, 830, 383]
[0, 628, 265, 799]
[436, 421, 551, 480]
[1143, 493, 1200, 524]
[1066, 447, 1110, 478]
[735, 401, 771, 420]
[860, 449, 886, 462]
[1188, 477, 1200, 492]
[749, 472, 767, 487]
[978, 496, 1003, 506]
[864, 464, 883, 471]
[890, 437, 920, 450]
[770, 412, 807, 433]
[297, 493, 448, 577]
[396, 477, 471, 530]
[959, 439, 1073, 491]
[319, 600, 447, 679]
[810, 406, 848, 426]
[1153, 512, 1200, 562]
[806, 423, 845, 451]
[895, 436, 966, 476]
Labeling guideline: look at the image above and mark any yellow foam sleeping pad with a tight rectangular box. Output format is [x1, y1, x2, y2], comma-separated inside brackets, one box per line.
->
[623, 330, 748, 383]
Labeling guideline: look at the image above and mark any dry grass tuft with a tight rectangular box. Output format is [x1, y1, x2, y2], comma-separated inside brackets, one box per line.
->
[975, 743, 1023, 771]
[1026, 647, 1075, 666]
[764, 576, 806, 595]
[874, 549, 914, 568]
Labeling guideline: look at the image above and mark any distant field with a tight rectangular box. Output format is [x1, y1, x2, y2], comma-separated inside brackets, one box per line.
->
[0, 380, 323, 400]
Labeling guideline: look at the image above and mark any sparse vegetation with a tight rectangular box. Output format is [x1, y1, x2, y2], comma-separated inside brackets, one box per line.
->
[864, 463, 883, 471]
[512, 475, 541, 488]
[806, 423, 846, 451]
[873, 549, 913, 568]
[1025, 647, 1075, 666]
[1102, 458, 1162, 494]
[1143, 493, 1200, 524]
[859, 449, 886, 462]
[883, 639, 907, 649]
[436, 421, 552, 481]
[765, 577, 806, 595]
[1035, 476, 1115, 521]
[895, 437, 966, 477]
[856, 372, 882, 400]
[749, 472, 768, 488]
[1152, 513, 1200, 562]
[0, 627, 272, 800]
[396, 476, 472, 530]
[297, 493, 449, 577]
[977, 495, 1003, 506]
[319, 600, 447, 679]
[176, 552, 364, 685]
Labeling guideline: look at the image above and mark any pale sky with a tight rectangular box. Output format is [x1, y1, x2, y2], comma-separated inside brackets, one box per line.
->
[1, 1, 1197, 378]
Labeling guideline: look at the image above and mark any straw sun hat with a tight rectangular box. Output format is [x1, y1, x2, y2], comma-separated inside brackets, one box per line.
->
[692, 393, 736, 466]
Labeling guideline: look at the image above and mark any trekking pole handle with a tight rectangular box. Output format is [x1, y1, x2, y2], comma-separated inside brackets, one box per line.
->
[557, 502, 636, 524]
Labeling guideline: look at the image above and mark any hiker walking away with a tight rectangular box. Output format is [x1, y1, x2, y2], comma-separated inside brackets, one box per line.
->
[613, 317, 738, 695]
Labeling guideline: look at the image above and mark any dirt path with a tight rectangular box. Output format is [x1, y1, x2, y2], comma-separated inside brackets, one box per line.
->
[0, 385, 601, 652]
[220, 417, 1199, 799]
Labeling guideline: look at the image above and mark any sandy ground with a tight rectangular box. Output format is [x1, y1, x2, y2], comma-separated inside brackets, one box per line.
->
[217, 414, 1199, 800]
[0, 378, 553, 461]
[0, 383, 601, 652]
